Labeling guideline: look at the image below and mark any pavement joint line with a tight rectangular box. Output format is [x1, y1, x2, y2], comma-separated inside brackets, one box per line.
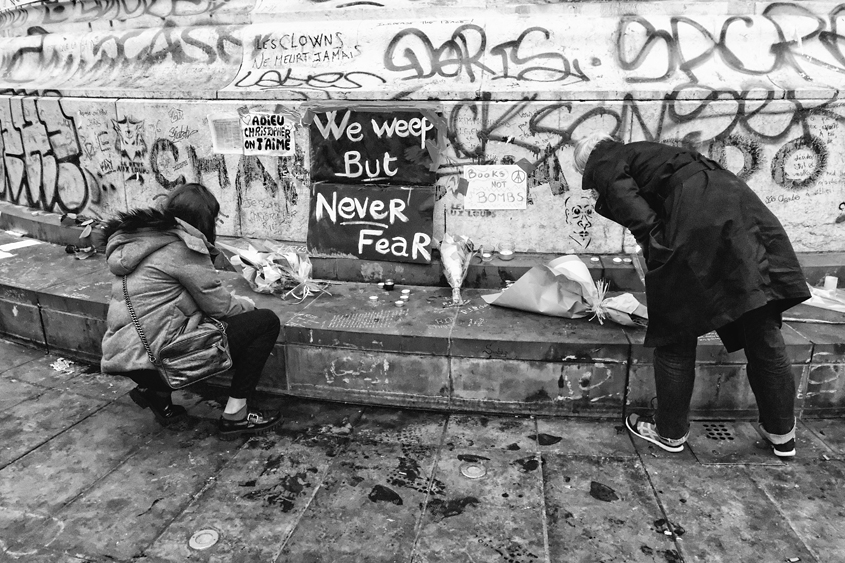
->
[406, 414, 450, 563]
[629, 438, 689, 561]
[270, 432, 350, 563]
[745, 465, 823, 563]
[0, 390, 115, 473]
[535, 416, 553, 563]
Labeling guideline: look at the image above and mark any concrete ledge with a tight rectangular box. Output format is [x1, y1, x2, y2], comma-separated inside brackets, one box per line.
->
[1, 232, 844, 417]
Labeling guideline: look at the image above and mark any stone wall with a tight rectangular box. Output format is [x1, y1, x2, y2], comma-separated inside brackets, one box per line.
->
[0, 0, 843, 254]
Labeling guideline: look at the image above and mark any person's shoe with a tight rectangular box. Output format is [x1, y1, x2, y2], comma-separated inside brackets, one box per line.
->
[625, 413, 686, 453]
[755, 422, 796, 458]
[218, 409, 282, 440]
[129, 387, 187, 426]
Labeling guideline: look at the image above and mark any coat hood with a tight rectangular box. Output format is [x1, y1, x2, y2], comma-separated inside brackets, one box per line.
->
[103, 208, 211, 276]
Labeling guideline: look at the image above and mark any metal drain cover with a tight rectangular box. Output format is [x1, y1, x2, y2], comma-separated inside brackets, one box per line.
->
[703, 422, 735, 441]
[189, 529, 219, 550]
[460, 462, 487, 479]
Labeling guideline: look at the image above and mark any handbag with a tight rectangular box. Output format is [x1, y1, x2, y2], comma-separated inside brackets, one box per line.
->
[122, 275, 233, 389]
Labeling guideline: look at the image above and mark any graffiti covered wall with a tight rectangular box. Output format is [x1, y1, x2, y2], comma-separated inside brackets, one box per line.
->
[0, 0, 842, 254]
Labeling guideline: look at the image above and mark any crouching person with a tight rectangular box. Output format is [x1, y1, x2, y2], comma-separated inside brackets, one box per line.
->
[100, 183, 282, 439]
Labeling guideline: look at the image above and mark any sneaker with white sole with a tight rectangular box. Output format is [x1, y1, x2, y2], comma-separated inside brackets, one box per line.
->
[625, 413, 686, 453]
[755, 422, 796, 458]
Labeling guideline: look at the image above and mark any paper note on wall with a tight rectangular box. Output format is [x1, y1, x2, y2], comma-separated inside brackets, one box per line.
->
[208, 116, 242, 154]
[240, 112, 295, 156]
[463, 165, 528, 210]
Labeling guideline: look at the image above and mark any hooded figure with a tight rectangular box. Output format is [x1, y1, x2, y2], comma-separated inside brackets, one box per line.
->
[575, 135, 810, 458]
[101, 183, 282, 438]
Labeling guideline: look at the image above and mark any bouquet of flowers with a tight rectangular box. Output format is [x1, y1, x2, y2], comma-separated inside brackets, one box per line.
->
[481, 255, 647, 326]
[439, 233, 479, 305]
[216, 240, 330, 302]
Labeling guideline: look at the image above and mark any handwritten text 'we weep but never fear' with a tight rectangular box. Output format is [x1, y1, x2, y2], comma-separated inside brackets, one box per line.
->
[307, 109, 437, 264]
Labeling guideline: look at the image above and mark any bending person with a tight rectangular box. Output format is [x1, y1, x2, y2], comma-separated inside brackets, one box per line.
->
[100, 183, 282, 439]
[574, 134, 810, 457]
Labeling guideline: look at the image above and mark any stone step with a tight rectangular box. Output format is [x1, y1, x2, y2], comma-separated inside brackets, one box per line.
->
[0, 223, 843, 418]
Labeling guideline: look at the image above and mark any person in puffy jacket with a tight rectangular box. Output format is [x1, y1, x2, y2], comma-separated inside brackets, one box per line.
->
[100, 183, 281, 438]
[574, 134, 810, 458]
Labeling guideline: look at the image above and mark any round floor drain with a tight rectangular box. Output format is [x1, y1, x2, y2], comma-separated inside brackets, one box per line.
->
[460, 462, 487, 479]
[189, 529, 219, 550]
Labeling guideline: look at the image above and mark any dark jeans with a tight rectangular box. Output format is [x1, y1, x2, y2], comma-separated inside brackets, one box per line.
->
[124, 309, 281, 401]
[653, 304, 795, 440]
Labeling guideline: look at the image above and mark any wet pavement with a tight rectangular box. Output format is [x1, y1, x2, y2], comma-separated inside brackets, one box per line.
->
[1, 338, 844, 563]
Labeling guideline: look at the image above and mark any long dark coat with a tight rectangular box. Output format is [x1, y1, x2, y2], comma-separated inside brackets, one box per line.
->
[581, 140, 810, 350]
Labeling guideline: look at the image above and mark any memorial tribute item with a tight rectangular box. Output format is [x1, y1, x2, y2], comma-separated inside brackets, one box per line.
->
[218, 241, 330, 302]
[439, 233, 478, 305]
[482, 255, 648, 326]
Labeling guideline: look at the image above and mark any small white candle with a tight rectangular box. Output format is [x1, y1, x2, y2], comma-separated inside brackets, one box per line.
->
[401, 288, 411, 295]
[394, 300, 405, 307]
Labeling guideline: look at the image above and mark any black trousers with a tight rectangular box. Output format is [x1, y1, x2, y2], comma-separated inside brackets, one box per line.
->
[123, 309, 281, 400]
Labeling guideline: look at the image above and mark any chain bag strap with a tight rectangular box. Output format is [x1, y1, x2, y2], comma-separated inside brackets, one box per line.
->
[122, 274, 159, 366]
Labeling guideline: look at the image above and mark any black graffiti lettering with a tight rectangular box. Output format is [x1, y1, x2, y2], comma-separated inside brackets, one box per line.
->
[234, 69, 386, 90]
[149, 138, 185, 190]
[385, 25, 586, 84]
[0, 97, 96, 214]
[188, 145, 230, 191]
[619, 8, 845, 84]
[616, 15, 676, 82]
[490, 27, 589, 84]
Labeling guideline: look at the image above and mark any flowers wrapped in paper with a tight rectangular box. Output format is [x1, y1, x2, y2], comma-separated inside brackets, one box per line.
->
[481, 255, 648, 326]
[216, 241, 330, 302]
[439, 233, 478, 305]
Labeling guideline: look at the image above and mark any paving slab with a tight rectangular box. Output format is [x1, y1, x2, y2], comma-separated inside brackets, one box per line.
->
[144, 432, 339, 563]
[414, 447, 546, 563]
[534, 417, 636, 457]
[277, 440, 436, 563]
[353, 406, 447, 447]
[801, 418, 845, 459]
[543, 454, 678, 563]
[10, 418, 238, 562]
[640, 457, 817, 563]
[745, 459, 845, 562]
[0, 400, 154, 513]
[443, 413, 537, 452]
[0, 387, 109, 469]
[0, 337, 45, 373]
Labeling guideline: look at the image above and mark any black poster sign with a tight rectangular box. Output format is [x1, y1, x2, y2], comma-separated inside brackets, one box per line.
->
[310, 109, 437, 185]
[307, 183, 434, 264]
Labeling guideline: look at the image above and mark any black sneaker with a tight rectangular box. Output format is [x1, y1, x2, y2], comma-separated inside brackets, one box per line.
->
[129, 387, 187, 427]
[218, 409, 282, 440]
[625, 413, 686, 453]
[755, 422, 796, 458]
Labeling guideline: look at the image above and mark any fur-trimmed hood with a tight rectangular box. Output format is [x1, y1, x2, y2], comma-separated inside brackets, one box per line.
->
[101, 208, 178, 242]
[102, 208, 211, 276]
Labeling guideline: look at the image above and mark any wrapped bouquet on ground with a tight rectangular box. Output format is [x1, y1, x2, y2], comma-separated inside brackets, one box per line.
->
[216, 240, 331, 302]
[481, 255, 648, 326]
[439, 233, 479, 305]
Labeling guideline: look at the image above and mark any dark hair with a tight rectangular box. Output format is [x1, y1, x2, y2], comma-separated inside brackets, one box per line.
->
[163, 183, 220, 243]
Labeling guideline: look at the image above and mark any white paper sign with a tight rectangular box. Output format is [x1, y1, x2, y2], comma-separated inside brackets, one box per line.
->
[240, 112, 295, 156]
[463, 165, 527, 210]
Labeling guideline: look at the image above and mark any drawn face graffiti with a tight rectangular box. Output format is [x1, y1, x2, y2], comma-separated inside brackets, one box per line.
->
[112, 117, 148, 162]
[565, 193, 594, 248]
